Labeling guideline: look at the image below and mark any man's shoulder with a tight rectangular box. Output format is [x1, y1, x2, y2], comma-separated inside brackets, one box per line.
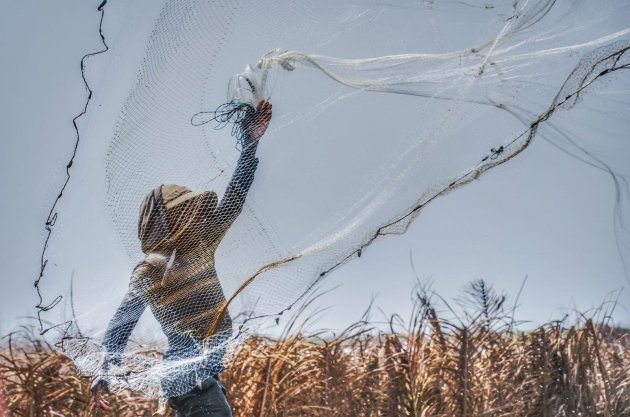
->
[132, 253, 168, 279]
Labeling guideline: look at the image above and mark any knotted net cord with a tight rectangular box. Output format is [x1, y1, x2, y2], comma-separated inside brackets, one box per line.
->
[35, 0, 630, 398]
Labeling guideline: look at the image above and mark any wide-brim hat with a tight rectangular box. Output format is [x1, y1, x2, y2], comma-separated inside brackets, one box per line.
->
[160, 184, 217, 212]
[138, 184, 217, 252]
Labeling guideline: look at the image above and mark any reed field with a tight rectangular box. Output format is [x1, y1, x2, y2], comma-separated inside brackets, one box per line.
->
[1, 281, 628, 417]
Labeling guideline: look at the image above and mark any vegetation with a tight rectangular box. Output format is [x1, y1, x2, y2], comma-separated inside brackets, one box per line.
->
[1, 281, 628, 416]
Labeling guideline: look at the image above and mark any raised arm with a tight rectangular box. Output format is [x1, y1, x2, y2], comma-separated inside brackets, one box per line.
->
[210, 100, 272, 241]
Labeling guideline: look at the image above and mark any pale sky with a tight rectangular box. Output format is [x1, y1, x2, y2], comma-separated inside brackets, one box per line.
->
[1, 0, 628, 339]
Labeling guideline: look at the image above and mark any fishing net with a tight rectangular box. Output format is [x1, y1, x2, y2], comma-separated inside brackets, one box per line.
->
[36, 0, 630, 399]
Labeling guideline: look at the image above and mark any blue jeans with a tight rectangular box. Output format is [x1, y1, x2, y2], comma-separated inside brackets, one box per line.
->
[168, 375, 233, 417]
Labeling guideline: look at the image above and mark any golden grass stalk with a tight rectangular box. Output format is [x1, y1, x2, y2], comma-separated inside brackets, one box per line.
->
[1, 281, 628, 417]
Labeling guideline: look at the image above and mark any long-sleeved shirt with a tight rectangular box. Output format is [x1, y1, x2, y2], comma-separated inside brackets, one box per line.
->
[101, 139, 260, 394]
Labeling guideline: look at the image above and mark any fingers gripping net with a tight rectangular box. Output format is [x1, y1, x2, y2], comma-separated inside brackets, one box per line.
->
[38, 0, 630, 398]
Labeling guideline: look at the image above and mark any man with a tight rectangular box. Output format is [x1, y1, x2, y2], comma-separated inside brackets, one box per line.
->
[92, 100, 272, 416]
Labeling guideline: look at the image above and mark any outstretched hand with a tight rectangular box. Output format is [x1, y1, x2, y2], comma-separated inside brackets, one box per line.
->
[243, 100, 272, 141]
[91, 378, 111, 411]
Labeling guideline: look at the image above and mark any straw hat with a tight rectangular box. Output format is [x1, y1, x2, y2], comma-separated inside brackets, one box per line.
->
[138, 184, 217, 252]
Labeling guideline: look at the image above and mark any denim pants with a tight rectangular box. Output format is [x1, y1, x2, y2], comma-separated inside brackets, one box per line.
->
[168, 375, 233, 417]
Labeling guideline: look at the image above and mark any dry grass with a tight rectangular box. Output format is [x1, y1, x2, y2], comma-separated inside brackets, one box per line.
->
[1, 281, 628, 417]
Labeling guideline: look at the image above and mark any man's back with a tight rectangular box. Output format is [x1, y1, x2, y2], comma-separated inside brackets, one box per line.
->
[132, 246, 232, 346]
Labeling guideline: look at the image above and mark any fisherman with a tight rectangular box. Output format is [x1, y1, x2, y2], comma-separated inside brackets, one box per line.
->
[92, 100, 272, 417]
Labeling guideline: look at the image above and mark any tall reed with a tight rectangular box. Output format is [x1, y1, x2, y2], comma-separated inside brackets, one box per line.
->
[1, 281, 628, 417]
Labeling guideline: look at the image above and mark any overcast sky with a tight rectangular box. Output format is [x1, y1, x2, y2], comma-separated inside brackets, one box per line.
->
[1, 0, 628, 338]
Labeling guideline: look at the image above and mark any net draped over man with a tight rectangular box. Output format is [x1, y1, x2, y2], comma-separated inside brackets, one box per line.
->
[92, 100, 273, 416]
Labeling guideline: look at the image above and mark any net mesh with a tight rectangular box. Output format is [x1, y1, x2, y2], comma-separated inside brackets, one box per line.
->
[36, 0, 630, 399]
